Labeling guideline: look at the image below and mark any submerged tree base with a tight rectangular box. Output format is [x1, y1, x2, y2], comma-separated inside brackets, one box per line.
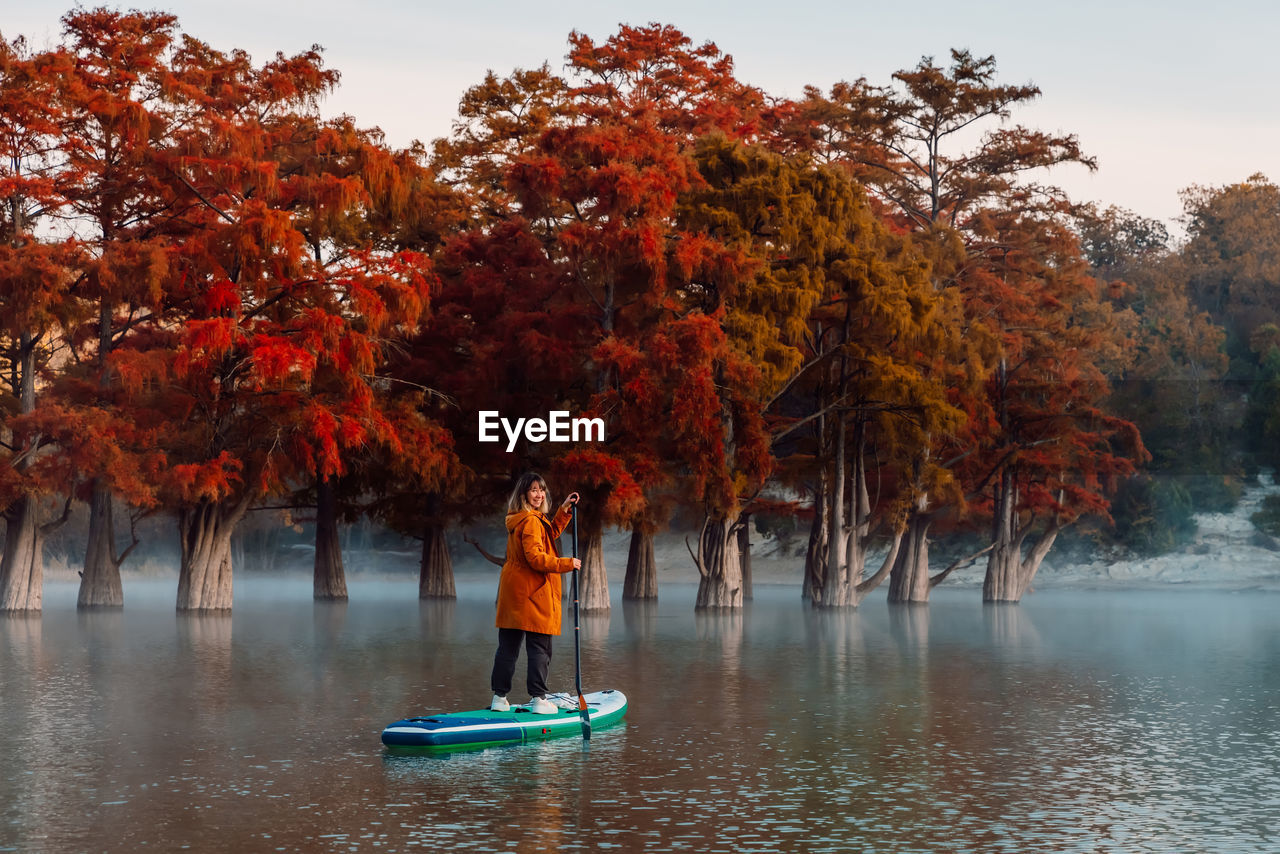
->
[887, 517, 931, 604]
[623, 528, 657, 601]
[982, 525, 1058, 604]
[176, 500, 240, 612]
[693, 516, 743, 610]
[579, 530, 610, 613]
[79, 483, 126, 609]
[314, 476, 349, 602]
[0, 496, 44, 613]
[419, 523, 456, 600]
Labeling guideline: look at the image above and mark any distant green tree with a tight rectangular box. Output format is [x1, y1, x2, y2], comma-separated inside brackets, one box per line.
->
[1109, 476, 1196, 556]
[1078, 203, 1240, 523]
[1180, 174, 1280, 362]
[1177, 175, 1280, 477]
[1251, 494, 1280, 538]
[1246, 334, 1280, 471]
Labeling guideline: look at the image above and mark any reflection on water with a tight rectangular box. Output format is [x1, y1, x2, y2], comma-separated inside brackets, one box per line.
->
[3, 579, 1280, 852]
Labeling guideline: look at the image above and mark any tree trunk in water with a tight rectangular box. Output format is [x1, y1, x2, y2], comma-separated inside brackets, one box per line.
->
[575, 519, 609, 612]
[983, 472, 1021, 602]
[887, 512, 931, 604]
[983, 538, 1021, 602]
[0, 495, 43, 613]
[803, 475, 828, 602]
[695, 514, 743, 610]
[313, 475, 348, 601]
[418, 522, 456, 599]
[81, 300, 124, 609]
[0, 335, 41, 613]
[816, 418, 903, 608]
[623, 526, 657, 600]
[177, 500, 239, 611]
[819, 416, 861, 608]
[983, 525, 1060, 603]
[982, 473, 1061, 603]
[738, 514, 753, 601]
[804, 410, 831, 602]
[79, 481, 124, 609]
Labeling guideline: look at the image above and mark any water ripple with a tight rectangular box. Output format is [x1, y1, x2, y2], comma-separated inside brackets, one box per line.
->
[2, 583, 1278, 852]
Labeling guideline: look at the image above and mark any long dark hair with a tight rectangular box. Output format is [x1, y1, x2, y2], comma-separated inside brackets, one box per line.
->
[506, 472, 551, 514]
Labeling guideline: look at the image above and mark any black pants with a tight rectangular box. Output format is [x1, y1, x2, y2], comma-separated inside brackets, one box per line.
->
[490, 628, 553, 698]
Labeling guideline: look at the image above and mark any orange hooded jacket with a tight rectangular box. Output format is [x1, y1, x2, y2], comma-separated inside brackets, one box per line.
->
[494, 505, 575, 635]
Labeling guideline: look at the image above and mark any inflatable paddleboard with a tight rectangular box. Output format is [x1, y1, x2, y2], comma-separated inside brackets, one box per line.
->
[381, 689, 627, 752]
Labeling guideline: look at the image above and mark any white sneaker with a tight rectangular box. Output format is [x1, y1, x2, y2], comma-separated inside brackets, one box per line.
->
[527, 696, 557, 715]
[546, 693, 577, 711]
[489, 695, 510, 712]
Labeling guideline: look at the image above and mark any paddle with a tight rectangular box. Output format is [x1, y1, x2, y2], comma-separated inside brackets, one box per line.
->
[571, 503, 590, 741]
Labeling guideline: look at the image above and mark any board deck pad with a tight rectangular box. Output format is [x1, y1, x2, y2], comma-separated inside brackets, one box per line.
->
[381, 689, 627, 752]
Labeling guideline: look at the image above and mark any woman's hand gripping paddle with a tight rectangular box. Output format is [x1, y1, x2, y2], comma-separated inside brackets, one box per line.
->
[571, 504, 590, 741]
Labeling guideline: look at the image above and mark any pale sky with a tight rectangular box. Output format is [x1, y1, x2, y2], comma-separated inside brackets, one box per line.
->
[8, 1, 1278, 232]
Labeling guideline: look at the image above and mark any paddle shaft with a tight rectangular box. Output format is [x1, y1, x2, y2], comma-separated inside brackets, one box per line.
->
[571, 504, 590, 740]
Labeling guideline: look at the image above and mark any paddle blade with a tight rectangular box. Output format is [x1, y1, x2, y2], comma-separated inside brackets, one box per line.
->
[578, 694, 591, 740]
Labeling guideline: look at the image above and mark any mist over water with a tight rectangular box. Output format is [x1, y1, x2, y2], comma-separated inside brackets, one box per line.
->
[3, 579, 1279, 852]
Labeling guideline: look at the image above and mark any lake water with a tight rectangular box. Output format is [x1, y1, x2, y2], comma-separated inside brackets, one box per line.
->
[2, 578, 1278, 852]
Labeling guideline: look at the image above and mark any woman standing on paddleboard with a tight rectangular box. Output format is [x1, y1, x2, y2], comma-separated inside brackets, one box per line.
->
[489, 472, 581, 714]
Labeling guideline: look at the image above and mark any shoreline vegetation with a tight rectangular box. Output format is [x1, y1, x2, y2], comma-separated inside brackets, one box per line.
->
[33, 472, 1280, 597]
[3, 12, 1278, 614]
